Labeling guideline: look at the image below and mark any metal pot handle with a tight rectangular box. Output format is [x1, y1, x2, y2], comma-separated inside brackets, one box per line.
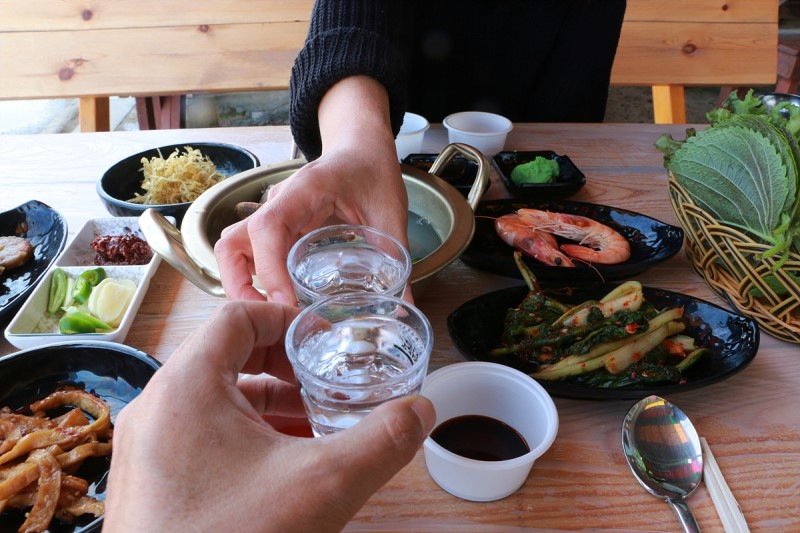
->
[139, 208, 226, 297]
[427, 143, 490, 211]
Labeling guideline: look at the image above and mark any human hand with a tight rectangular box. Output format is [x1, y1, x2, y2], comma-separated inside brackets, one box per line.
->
[214, 75, 407, 304]
[104, 301, 435, 533]
[214, 145, 406, 304]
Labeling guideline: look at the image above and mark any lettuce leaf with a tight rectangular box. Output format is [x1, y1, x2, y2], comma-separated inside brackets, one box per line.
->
[656, 92, 800, 264]
[667, 125, 789, 245]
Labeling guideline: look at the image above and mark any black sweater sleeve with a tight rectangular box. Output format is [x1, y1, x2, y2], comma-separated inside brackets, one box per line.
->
[289, 0, 407, 160]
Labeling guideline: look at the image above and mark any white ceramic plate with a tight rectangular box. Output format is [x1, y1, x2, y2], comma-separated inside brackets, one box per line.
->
[56, 217, 154, 266]
[4, 216, 167, 349]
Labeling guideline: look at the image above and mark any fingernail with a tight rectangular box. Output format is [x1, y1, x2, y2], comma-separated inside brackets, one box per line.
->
[269, 291, 293, 306]
[410, 396, 436, 438]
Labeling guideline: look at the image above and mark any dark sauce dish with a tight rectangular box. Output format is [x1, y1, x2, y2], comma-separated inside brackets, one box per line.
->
[97, 142, 259, 227]
[0, 200, 68, 320]
[0, 341, 161, 532]
[493, 150, 586, 199]
[447, 283, 760, 400]
[462, 199, 684, 282]
[401, 153, 488, 198]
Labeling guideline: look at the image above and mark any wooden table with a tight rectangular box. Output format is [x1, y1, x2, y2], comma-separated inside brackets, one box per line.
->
[1, 124, 798, 532]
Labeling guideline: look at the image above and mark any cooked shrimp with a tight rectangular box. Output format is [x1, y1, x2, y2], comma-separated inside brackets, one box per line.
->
[516, 208, 631, 265]
[495, 213, 575, 267]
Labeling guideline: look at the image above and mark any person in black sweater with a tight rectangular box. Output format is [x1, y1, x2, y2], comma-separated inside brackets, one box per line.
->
[215, 0, 625, 304]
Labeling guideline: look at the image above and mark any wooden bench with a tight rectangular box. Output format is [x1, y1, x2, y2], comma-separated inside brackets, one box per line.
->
[613, 0, 778, 123]
[0, 0, 778, 131]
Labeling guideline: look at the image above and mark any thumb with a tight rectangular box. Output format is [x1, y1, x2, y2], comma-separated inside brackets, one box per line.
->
[326, 395, 435, 503]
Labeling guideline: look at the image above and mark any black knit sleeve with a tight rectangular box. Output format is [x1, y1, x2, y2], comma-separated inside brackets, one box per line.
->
[289, 0, 407, 160]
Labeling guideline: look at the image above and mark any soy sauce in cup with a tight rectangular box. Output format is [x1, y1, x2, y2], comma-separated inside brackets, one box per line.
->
[431, 415, 530, 461]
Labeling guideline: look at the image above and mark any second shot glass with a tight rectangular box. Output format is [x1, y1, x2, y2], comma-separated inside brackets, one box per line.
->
[287, 224, 412, 307]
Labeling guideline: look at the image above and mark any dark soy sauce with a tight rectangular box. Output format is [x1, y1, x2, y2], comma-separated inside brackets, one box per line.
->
[431, 415, 530, 461]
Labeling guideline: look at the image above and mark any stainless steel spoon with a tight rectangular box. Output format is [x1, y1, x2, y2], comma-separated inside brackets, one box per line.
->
[622, 395, 703, 533]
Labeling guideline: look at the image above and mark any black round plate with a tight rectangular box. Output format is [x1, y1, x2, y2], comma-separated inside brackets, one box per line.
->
[0, 341, 161, 532]
[96, 142, 259, 226]
[462, 199, 684, 281]
[0, 200, 68, 321]
[447, 283, 759, 400]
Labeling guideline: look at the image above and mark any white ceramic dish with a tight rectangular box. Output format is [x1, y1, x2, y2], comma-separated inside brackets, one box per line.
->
[4, 216, 167, 349]
[4, 263, 159, 349]
[56, 216, 155, 266]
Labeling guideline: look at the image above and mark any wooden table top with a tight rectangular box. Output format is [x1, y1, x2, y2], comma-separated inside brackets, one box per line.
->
[1, 124, 798, 532]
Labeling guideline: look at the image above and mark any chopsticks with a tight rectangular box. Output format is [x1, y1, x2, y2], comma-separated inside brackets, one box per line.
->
[701, 437, 750, 533]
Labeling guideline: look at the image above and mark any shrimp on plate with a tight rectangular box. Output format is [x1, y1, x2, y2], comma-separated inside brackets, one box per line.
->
[515, 208, 631, 265]
[495, 213, 575, 267]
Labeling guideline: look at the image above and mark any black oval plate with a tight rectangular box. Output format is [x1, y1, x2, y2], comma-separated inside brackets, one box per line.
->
[462, 199, 684, 281]
[447, 283, 759, 400]
[0, 341, 161, 532]
[0, 200, 68, 320]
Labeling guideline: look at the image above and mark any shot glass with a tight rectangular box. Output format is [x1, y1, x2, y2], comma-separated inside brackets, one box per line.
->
[287, 224, 412, 308]
[285, 293, 433, 437]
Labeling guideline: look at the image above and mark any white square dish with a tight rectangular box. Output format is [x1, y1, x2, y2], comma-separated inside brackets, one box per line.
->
[4, 262, 159, 350]
[56, 216, 157, 266]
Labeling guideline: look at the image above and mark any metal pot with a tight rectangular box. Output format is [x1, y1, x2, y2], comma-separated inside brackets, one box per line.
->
[139, 143, 489, 297]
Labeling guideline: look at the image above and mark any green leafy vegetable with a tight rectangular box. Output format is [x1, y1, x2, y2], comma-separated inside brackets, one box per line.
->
[656, 89, 800, 267]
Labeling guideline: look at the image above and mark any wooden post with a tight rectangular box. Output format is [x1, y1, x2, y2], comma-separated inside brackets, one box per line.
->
[651, 85, 687, 124]
[78, 97, 111, 132]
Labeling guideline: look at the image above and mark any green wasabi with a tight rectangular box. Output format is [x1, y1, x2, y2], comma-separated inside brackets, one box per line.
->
[510, 156, 560, 184]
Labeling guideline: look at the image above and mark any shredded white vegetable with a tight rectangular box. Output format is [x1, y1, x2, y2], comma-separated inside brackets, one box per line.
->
[129, 146, 224, 205]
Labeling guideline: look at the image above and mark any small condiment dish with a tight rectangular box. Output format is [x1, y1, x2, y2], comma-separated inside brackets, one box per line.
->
[56, 216, 163, 267]
[401, 153, 489, 199]
[443, 111, 512, 157]
[493, 150, 586, 199]
[421, 361, 558, 502]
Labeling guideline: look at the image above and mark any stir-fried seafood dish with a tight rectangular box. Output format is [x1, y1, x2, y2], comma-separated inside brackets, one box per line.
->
[0, 389, 112, 532]
[495, 208, 631, 267]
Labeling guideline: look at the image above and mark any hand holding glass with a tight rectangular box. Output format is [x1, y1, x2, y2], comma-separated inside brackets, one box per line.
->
[287, 224, 411, 307]
[285, 293, 433, 437]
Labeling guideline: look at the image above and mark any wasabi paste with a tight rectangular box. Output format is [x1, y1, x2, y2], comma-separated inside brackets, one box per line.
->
[510, 156, 560, 184]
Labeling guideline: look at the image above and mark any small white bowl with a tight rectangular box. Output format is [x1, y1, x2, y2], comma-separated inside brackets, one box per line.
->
[421, 361, 558, 502]
[443, 111, 512, 156]
[395, 112, 430, 161]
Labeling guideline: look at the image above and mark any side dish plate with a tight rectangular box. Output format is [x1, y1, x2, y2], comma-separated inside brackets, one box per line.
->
[5, 216, 164, 349]
[493, 150, 586, 199]
[447, 283, 759, 400]
[462, 199, 684, 281]
[0, 200, 68, 319]
[0, 341, 160, 532]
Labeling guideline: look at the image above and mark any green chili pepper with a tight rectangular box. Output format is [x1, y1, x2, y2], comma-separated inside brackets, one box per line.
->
[59, 309, 112, 334]
[47, 268, 68, 315]
[79, 267, 106, 286]
[71, 277, 92, 305]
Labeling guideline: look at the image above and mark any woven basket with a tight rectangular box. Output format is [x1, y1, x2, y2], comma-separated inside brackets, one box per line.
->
[668, 173, 800, 343]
